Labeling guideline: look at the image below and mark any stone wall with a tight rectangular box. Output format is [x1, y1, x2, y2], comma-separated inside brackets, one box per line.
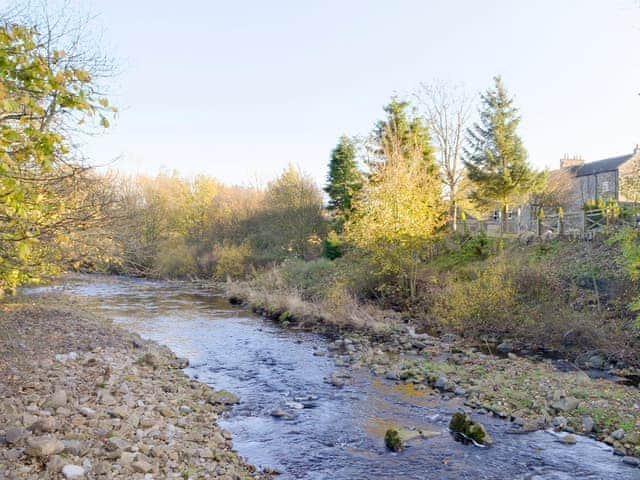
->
[618, 153, 640, 202]
[578, 170, 618, 204]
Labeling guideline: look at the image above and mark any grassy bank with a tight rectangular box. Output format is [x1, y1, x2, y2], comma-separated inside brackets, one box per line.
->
[226, 260, 640, 460]
[226, 237, 640, 365]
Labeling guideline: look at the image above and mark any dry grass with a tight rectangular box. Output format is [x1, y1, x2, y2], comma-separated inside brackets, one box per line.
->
[225, 267, 397, 334]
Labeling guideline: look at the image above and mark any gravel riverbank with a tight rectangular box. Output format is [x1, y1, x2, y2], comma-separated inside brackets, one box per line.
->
[0, 300, 270, 480]
[231, 289, 640, 465]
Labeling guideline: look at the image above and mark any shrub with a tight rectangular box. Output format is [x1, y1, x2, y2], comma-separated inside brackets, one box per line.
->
[322, 230, 343, 260]
[611, 227, 640, 327]
[214, 242, 252, 280]
[279, 258, 337, 300]
[433, 257, 518, 332]
[154, 237, 197, 278]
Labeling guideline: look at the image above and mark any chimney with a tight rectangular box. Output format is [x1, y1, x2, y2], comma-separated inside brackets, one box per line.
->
[634, 144, 639, 156]
[560, 155, 585, 169]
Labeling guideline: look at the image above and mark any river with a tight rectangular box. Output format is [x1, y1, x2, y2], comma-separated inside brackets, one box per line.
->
[31, 275, 639, 480]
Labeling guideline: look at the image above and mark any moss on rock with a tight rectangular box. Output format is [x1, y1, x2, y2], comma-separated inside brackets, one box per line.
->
[449, 413, 492, 446]
[384, 429, 403, 452]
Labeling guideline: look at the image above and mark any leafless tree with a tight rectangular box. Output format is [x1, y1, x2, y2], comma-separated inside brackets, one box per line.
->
[530, 168, 575, 211]
[415, 81, 473, 231]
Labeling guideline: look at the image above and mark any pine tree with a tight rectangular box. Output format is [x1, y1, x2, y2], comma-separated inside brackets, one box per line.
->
[324, 136, 362, 229]
[464, 76, 543, 232]
[373, 98, 435, 171]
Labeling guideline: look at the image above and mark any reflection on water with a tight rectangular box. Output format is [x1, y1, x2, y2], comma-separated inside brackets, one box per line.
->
[28, 275, 639, 480]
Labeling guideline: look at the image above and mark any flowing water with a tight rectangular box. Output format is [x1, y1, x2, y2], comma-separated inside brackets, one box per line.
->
[29, 276, 639, 479]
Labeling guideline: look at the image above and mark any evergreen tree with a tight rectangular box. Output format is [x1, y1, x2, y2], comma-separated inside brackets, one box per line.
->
[347, 101, 444, 299]
[324, 136, 362, 229]
[373, 98, 435, 171]
[464, 76, 543, 231]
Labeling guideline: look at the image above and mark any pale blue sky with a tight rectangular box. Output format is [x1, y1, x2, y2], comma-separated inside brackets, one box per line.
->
[77, 0, 640, 186]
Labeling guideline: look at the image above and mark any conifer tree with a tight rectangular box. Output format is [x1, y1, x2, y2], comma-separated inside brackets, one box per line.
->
[464, 76, 543, 232]
[373, 98, 435, 171]
[347, 101, 444, 299]
[324, 136, 362, 229]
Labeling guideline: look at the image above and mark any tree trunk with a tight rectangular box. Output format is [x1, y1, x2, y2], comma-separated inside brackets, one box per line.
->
[452, 201, 458, 232]
[501, 204, 508, 234]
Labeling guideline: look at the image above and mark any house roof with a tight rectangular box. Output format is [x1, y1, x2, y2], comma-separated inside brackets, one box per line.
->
[573, 154, 633, 177]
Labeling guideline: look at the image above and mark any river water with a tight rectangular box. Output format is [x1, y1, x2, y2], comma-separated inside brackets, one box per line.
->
[32, 276, 639, 479]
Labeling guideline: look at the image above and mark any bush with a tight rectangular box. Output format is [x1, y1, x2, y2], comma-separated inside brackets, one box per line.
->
[322, 230, 343, 260]
[430, 232, 497, 271]
[214, 242, 252, 280]
[154, 237, 198, 278]
[611, 227, 640, 327]
[433, 258, 517, 332]
[279, 258, 337, 300]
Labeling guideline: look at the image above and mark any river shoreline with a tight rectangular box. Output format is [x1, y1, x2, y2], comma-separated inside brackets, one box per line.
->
[226, 286, 640, 465]
[0, 297, 270, 479]
[2, 276, 639, 479]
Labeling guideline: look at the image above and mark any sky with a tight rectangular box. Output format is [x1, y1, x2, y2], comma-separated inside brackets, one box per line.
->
[48, 0, 640, 186]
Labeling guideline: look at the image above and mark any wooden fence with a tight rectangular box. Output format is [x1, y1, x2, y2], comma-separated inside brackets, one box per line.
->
[537, 209, 639, 236]
[460, 208, 640, 237]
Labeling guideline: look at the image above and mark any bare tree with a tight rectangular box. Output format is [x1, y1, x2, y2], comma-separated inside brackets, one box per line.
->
[415, 81, 473, 231]
[530, 167, 575, 211]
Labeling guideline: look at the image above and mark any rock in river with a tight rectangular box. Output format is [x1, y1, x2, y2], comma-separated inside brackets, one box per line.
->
[207, 390, 240, 405]
[622, 456, 640, 467]
[560, 434, 577, 445]
[384, 429, 403, 452]
[271, 409, 296, 420]
[449, 413, 492, 446]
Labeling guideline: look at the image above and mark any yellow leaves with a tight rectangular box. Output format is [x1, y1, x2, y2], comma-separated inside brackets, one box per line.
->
[73, 69, 91, 83]
[54, 71, 66, 84]
[0, 21, 116, 292]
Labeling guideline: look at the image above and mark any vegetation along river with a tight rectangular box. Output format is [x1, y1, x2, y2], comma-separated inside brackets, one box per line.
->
[32, 275, 639, 480]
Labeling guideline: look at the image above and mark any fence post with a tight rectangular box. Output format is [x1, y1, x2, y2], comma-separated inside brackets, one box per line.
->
[537, 208, 545, 237]
[557, 207, 564, 236]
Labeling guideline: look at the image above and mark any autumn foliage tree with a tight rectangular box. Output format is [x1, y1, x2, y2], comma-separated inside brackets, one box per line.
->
[347, 100, 445, 299]
[0, 13, 116, 292]
[260, 165, 327, 259]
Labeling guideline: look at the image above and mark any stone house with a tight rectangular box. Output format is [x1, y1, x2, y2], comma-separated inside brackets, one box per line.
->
[476, 146, 639, 233]
[558, 145, 640, 211]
